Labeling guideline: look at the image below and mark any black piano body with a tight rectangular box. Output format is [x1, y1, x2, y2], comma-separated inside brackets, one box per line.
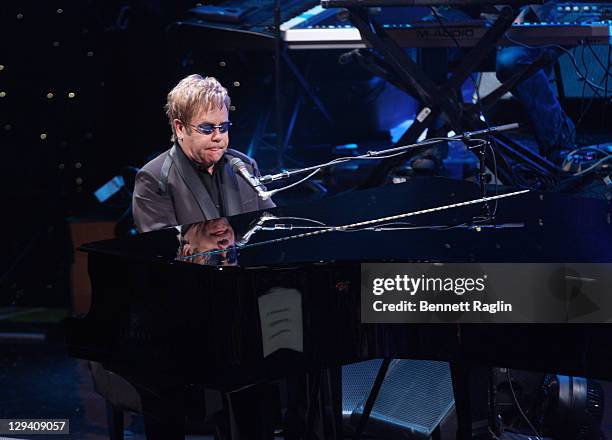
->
[65, 178, 612, 393]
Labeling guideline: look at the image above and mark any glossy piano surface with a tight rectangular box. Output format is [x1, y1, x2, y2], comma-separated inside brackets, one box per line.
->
[67, 178, 612, 390]
[79, 178, 611, 265]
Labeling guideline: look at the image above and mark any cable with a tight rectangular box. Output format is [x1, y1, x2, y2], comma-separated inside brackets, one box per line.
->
[350, 221, 471, 231]
[272, 216, 327, 226]
[604, 45, 611, 156]
[429, 6, 484, 104]
[506, 369, 543, 440]
[561, 145, 611, 173]
[235, 189, 529, 251]
[429, 7, 504, 206]
[266, 168, 322, 197]
[279, 135, 459, 176]
[573, 42, 606, 141]
[264, 133, 481, 198]
[348, 150, 416, 161]
[276, 136, 460, 177]
[604, 44, 610, 152]
[483, 141, 500, 217]
[573, 49, 599, 142]
[498, 27, 612, 185]
[585, 42, 612, 81]
[428, 7, 490, 127]
[504, 33, 608, 93]
[562, 145, 611, 159]
[585, 42, 612, 152]
[511, 162, 557, 188]
[572, 154, 612, 177]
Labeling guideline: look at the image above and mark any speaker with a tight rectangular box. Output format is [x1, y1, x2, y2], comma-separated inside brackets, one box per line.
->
[342, 359, 455, 439]
[493, 369, 605, 440]
[539, 375, 605, 440]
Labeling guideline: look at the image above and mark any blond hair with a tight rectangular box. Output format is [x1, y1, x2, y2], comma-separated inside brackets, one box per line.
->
[165, 74, 231, 142]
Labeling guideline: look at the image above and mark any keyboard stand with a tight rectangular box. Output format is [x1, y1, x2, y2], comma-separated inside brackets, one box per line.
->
[267, 0, 336, 169]
[341, 5, 562, 189]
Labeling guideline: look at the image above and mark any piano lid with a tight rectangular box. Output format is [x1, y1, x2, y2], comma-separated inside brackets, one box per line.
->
[79, 178, 612, 266]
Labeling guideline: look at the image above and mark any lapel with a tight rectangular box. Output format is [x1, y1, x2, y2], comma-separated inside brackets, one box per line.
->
[171, 145, 220, 219]
[221, 157, 243, 217]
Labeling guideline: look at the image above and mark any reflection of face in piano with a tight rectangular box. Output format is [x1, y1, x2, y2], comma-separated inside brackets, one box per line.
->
[178, 218, 237, 266]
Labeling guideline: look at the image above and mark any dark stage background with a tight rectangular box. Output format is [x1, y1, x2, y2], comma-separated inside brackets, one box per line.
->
[2, 1, 611, 310]
[1, 1, 611, 439]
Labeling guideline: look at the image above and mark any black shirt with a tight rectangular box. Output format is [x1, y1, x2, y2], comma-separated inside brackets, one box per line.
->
[178, 146, 226, 217]
[198, 157, 226, 217]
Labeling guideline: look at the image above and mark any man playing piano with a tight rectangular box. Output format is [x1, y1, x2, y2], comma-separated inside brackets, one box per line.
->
[132, 74, 275, 233]
[125, 75, 277, 439]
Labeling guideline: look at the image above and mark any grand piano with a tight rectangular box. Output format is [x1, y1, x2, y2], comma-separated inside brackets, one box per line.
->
[65, 178, 612, 438]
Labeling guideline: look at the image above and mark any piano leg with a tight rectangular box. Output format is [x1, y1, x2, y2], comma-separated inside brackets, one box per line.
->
[105, 400, 124, 440]
[325, 367, 343, 440]
[139, 385, 186, 440]
[450, 362, 491, 440]
[284, 373, 315, 440]
[220, 384, 277, 440]
[285, 371, 336, 440]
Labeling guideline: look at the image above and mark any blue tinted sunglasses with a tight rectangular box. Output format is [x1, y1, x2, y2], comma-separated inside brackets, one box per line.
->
[186, 121, 232, 135]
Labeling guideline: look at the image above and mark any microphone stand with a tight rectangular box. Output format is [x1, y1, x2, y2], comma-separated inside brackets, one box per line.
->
[466, 136, 494, 221]
[257, 123, 524, 228]
[236, 212, 277, 246]
[274, 0, 284, 169]
[259, 123, 518, 185]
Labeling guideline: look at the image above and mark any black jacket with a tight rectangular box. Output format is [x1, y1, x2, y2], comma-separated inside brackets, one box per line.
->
[133, 145, 276, 233]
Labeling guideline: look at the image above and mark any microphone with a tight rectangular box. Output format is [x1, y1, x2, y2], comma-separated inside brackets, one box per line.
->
[461, 123, 520, 139]
[229, 157, 271, 200]
[236, 212, 277, 246]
